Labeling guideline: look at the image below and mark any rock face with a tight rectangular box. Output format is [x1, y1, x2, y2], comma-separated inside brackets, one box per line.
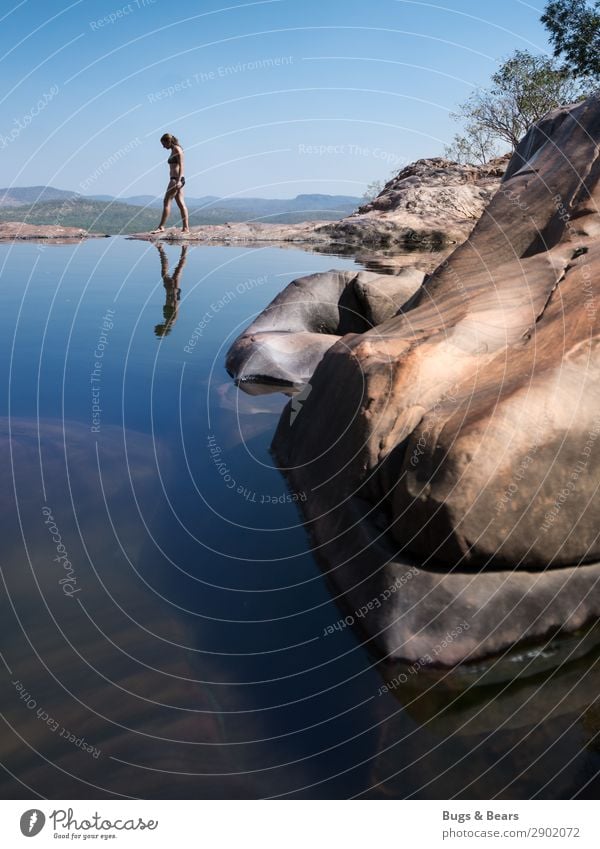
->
[0, 222, 104, 241]
[129, 157, 507, 250]
[269, 94, 600, 665]
[320, 155, 509, 249]
[226, 267, 425, 388]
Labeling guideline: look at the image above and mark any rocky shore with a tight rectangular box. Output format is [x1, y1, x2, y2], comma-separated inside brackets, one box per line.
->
[128, 156, 508, 251]
[0, 222, 107, 241]
[3, 156, 507, 255]
[128, 219, 329, 245]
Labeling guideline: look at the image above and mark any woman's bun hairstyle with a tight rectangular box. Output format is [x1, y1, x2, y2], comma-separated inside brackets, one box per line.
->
[160, 133, 180, 146]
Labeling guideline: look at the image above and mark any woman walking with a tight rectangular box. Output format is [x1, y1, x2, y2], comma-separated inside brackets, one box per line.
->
[151, 133, 189, 234]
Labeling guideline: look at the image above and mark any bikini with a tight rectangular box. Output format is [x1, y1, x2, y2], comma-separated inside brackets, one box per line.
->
[168, 150, 185, 186]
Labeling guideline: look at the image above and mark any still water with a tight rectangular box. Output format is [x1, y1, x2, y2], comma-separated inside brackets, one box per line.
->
[1, 237, 599, 799]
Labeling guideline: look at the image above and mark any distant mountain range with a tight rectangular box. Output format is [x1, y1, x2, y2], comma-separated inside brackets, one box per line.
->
[0, 186, 362, 234]
[0, 186, 80, 206]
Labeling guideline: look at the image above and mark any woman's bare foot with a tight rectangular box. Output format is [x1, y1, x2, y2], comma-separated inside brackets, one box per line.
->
[181, 227, 190, 234]
[150, 226, 165, 234]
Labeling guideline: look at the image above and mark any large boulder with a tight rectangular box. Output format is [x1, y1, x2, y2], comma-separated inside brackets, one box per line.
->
[271, 94, 600, 665]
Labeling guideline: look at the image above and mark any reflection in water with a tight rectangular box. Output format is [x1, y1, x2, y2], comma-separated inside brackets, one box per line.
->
[363, 629, 600, 799]
[154, 244, 187, 337]
[171, 239, 448, 276]
[2, 240, 600, 800]
[4, 417, 598, 800]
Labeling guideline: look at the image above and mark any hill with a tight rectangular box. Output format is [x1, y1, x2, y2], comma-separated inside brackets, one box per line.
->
[0, 186, 80, 207]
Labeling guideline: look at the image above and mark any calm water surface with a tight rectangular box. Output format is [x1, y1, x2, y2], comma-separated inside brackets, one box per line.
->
[1, 238, 600, 799]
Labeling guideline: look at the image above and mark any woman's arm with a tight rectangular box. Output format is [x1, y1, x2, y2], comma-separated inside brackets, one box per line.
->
[176, 146, 185, 182]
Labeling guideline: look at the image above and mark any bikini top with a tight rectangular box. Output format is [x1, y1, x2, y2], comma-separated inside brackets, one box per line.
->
[168, 150, 180, 165]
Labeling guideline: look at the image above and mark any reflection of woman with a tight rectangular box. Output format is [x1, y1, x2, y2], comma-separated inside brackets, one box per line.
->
[151, 133, 190, 234]
[154, 243, 188, 337]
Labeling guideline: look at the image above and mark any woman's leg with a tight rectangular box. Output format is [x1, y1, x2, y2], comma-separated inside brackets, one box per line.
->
[175, 188, 189, 232]
[153, 183, 178, 231]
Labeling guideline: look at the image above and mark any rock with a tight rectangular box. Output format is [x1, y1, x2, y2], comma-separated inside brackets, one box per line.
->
[129, 157, 507, 250]
[353, 267, 425, 326]
[0, 222, 105, 241]
[127, 220, 331, 245]
[271, 94, 600, 665]
[226, 267, 425, 388]
[319, 155, 509, 249]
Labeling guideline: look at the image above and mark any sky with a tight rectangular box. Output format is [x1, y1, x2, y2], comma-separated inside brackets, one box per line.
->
[0, 0, 555, 199]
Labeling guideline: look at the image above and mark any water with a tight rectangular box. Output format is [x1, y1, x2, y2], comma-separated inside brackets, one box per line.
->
[1, 237, 600, 799]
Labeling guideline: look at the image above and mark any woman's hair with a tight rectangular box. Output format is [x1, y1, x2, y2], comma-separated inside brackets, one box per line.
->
[160, 133, 180, 147]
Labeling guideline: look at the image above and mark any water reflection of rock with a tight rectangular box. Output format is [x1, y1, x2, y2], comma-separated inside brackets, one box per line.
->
[365, 628, 600, 798]
[212, 381, 289, 449]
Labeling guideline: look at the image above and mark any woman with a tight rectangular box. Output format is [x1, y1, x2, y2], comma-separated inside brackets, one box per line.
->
[151, 133, 189, 234]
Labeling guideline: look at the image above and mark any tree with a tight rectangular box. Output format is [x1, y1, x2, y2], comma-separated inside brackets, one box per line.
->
[541, 1, 600, 79]
[444, 125, 500, 166]
[362, 180, 383, 202]
[446, 49, 594, 164]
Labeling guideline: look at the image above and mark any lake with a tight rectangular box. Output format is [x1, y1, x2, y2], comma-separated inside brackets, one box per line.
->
[1, 237, 600, 799]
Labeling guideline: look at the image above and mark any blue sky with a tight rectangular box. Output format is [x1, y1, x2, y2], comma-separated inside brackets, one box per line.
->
[0, 0, 554, 198]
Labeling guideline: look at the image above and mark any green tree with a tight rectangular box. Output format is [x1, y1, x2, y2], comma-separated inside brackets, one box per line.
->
[446, 49, 594, 164]
[541, 1, 600, 78]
